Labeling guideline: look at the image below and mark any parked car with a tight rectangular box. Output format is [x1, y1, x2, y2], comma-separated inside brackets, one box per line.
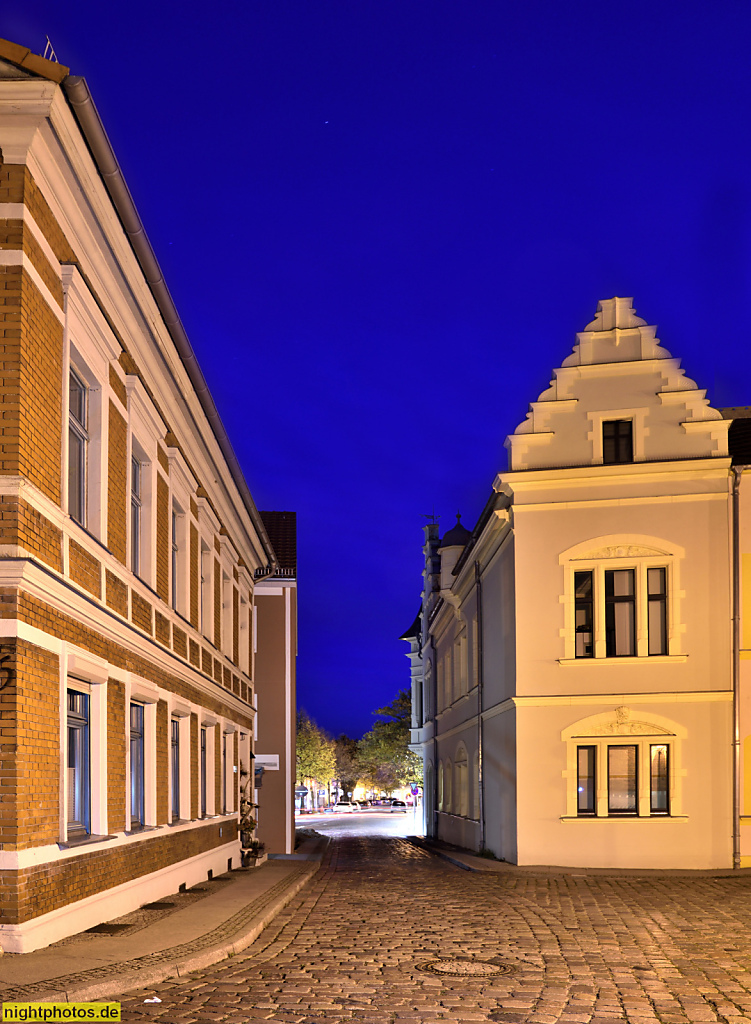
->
[333, 800, 358, 813]
[354, 799, 371, 808]
[390, 799, 408, 813]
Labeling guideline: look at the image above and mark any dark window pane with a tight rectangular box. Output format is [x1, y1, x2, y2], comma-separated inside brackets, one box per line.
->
[130, 703, 145, 827]
[608, 745, 637, 814]
[200, 727, 207, 817]
[68, 428, 85, 525]
[648, 568, 668, 656]
[605, 569, 635, 656]
[171, 719, 180, 821]
[67, 689, 90, 834]
[574, 570, 593, 658]
[69, 372, 87, 428]
[603, 420, 633, 464]
[650, 744, 669, 814]
[577, 746, 596, 815]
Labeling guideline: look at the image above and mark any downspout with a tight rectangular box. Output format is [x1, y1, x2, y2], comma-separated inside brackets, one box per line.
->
[475, 560, 485, 852]
[732, 466, 746, 869]
[61, 76, 276, 572]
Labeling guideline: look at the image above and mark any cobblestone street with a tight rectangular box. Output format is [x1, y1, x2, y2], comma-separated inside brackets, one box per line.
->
[120, 837, 751, 1024]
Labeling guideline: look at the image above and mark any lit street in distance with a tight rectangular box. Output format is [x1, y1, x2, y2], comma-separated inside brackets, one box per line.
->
[295, 807, 424, 838]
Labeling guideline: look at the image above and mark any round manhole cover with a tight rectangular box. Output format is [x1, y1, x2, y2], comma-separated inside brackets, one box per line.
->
[415, 958, 512, 977]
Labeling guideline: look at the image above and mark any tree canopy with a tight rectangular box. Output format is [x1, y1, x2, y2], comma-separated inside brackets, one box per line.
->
[358, 689, 422, 793]
[296, 711, 336, 785]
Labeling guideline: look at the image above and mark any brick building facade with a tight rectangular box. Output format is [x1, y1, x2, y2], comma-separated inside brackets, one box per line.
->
[0, 40, 282, 951]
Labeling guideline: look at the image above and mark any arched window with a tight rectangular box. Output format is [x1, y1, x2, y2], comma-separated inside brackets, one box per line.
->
[455, 744, 469, 817]
[561, 707, 686, 819]
[444, 758, 453, 814]
[438, 761, 444, 811]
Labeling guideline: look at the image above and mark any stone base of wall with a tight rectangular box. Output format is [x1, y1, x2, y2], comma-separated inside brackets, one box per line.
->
[0, 831, 241, 953]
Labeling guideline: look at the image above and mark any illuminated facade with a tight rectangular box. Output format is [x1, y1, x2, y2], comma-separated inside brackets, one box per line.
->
[0, 40, 289, 950]
[410, 297, 751, 869]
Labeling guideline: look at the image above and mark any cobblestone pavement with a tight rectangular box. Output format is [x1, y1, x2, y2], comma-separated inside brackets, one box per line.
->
[119, 836, 751, 1024]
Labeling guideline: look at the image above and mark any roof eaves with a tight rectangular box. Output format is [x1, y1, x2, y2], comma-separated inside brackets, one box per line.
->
[0, 38, 68, 83]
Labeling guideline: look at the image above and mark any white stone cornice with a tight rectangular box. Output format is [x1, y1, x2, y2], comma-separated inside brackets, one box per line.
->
[0, 249, 63, 321]
[0, 559, 251, 716]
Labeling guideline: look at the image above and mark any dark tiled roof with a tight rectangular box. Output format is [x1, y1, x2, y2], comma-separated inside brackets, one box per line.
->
[399, 610, 422, 641]
[260, 511, 296, 571]
[728, 418, 751, 467]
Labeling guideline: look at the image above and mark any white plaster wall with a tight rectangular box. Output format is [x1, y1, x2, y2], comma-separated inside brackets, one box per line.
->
[514, 702, 732, 869]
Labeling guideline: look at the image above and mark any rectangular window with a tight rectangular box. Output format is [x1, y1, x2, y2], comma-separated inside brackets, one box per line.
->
[650, 744, 669, 815]
[130, 703, 145, 828]
[602, 419, 633, 464]
[647, 568, 668, 655]
[608, 745, 638, 814]
[171, 508, 179, 609]
[574, 571, 594, 658]
[171, 718, 180, 822]
[68, 371, 88, 526]
[67, 690, 90, 835]
[222, 733, 228, 813]
[605, 569, 635, 657]
[200, 727, 207, 817]
[577, 745, 596, 815]
[131, 455, 142, 576]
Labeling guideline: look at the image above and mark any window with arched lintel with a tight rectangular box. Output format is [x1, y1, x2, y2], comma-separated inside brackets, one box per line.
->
[444, 757, 453, 814]
[558, 534, 686, 664]
[438, 760, 444, 811]
[561, 706, 687, 820]
[454, 743, 469, 817]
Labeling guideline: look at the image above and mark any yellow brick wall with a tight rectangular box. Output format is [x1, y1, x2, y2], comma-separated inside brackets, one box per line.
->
[131, 591, 153, 634]
[156, 699, 168, 825]
[214, 558, 221, 648]
[190, 713, 199, 820]
[155, 472, 169, 602]
[107, 401, 127, 564]
[189, 523, 199, 629]
[0, 820, 232, 925]
[105, 570, 128, 617]
[0, 640, 60, 851]
[107, 678, 126, 833]
[69, 539, 102, 599]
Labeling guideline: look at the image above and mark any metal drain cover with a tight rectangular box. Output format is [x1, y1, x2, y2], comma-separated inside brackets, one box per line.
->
[416, 958, 512, 977]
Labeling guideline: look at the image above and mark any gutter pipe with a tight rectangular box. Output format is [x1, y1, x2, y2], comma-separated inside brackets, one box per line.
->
[62, 76, 277, 573]
[732, 465, 748, 869]
[475, 560, 485, 852]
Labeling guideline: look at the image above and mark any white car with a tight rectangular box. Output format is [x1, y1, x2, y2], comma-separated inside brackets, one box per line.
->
[333, 800, 358, 813]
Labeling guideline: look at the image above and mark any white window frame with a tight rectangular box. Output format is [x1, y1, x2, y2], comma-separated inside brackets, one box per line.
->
[559, 535, 685, 663]
[126, 676, 159, 830]
[61, 646, 109, 842]
[561, 708, 686, 820]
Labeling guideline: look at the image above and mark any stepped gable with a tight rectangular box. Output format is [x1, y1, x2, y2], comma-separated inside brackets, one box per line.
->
[503, 297, 730, 472]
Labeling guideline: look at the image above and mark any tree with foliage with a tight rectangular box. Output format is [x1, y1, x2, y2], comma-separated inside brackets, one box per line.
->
[296, 710, 336, 786]
[358, 689, 422, 794]
[334, 734, 361, 796]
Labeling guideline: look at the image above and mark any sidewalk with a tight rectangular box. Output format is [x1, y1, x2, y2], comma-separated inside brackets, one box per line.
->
[409, 835, 751, 877]
[0, 833, 328, 1005]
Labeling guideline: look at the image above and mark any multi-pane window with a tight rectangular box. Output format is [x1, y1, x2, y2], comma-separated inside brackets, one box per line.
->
[171, 718, 180, 821]
[576, 742, 671, 817]
[130, 703, 145, 828]
[67, 690, 90, 835]
[131, 456, 143, 576]
[200, 727, 207, 818]
[68, 371, 89, 526]
[573, 567, 668, 659]
[602, 419, 633, 464]
[574, 572, 594, 658]
[605, 569, 635, 657]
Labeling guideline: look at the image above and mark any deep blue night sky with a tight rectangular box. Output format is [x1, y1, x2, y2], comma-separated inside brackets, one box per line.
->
[5, 2, 751, 737]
